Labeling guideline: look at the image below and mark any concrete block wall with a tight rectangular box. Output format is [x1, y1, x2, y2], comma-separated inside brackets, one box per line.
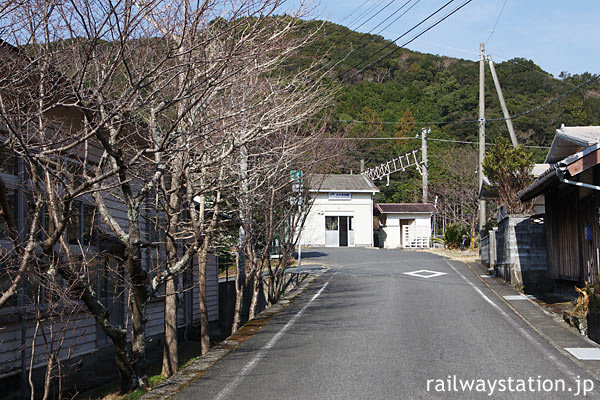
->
[495, 216, 550, 292]
[480, 228, 498, 268]
[481, 236, 490, 266]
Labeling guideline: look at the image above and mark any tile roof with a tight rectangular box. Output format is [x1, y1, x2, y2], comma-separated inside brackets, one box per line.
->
[307, 174, 378, 192]
[546, 125, 600, 163]
[376, 203, 435, 214]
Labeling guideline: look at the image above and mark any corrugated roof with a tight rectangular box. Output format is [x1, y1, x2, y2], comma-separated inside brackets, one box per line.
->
[546, 125, 600, 163]
[307, 174, 378, 192]
[376, 203, 435, 214]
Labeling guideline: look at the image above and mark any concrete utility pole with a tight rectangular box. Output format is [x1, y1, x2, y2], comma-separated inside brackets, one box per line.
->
[421, 127, 429, 203]
[488, 55, 518, 147]
[478, 43, 486, 235]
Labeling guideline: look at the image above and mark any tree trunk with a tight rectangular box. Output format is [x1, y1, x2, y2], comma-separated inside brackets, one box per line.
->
[128, 227, 149, 389]
[231, 275, 244, 334]
[161, 192, 181, 377]
[112, 332, 137, 394]
[248, 270, 261, 320]
[161, 274, 178, 377]
[197, 249, 211, 354]
[231, 250, 246, 333]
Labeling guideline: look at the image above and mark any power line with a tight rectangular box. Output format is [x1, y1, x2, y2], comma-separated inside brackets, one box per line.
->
[373, 0, 422, 36]
[319, 72, 600, 127]
[339, 0, 372, 24]
[354, 0, 399, 31]
[346, 0, 474, 82]
[335, 0, 420, 72]
[348, 0, 388, 29]
[486, 73, 600, 121]
[366, 0, 415, 35]
[322, 136, 550, 148]
[488, 52, 600, 97]
[485, 0, 508, 46]
[346, 0, 458, 76]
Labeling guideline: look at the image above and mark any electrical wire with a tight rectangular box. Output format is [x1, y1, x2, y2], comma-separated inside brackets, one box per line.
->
[366, 0, 415, 35]
[346, 0, 458, 75]
[488, 52, 600, 97]
[338, 0, 372, 24]
[349, 0, 474, 81]
[348, 0, 388, 29]
[312, 73, 599, 128]
[335, 0, 419, 68]
[354, 0, 399, 31]
[321, 136, 550, 148]
[373, 0, 422, 36]
[485, 0, 508, 46]
[486, 73, 600, 122]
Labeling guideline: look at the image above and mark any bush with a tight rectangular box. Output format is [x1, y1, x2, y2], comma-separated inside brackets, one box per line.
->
[444, 223, 468, 249]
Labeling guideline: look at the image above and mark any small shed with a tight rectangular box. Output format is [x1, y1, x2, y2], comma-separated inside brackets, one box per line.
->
[375, 203, 434, 248]
[301, 174, 379, 247]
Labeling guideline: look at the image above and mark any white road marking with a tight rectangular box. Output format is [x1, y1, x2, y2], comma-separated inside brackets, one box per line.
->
[444, 259, 582, 383]
[214, 275, 334, 400]
[566, 348, 600, 360]
[503, 295, 529, 301]
[403, 269, 447, 279]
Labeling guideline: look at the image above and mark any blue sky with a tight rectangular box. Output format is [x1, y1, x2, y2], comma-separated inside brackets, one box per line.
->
[294, 0, 600, 77]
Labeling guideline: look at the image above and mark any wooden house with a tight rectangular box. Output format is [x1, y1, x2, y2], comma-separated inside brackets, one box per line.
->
[0, 41, 219, 395]
[519, 125, 600, 287]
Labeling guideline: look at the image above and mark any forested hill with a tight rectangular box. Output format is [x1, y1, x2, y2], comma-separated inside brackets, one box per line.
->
[297, 20, 600, 211]
[299, 20, 600, 147]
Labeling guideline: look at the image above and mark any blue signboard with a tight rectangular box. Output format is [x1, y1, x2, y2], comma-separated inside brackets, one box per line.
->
[585, 225, 593, 241]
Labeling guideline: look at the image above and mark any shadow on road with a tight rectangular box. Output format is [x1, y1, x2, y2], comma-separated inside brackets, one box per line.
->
[293, 251, 328, 259]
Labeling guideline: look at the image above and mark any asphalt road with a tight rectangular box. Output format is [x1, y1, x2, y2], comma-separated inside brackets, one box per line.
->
[175, 248, 600, 399]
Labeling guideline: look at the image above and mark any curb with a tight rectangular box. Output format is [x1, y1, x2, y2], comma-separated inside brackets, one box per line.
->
[141, 273, 322, 400]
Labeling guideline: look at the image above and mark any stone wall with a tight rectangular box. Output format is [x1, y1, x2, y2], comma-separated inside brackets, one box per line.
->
[495, 215, 550, 292]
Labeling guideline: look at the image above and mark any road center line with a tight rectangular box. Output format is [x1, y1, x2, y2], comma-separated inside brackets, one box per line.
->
[444, 259, 581, 383]
[214, 275, 334, 400]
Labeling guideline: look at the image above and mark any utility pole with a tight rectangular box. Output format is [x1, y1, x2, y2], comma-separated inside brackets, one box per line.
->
[421, 127, 429, 203]
[478, 42, 486, 235]
[488, 55, 518, 147]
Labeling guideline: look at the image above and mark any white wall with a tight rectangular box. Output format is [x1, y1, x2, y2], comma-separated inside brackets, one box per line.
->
[301, 192, 374, 247]
[381, 215, 402, 248]
[381, 213, 432, 249]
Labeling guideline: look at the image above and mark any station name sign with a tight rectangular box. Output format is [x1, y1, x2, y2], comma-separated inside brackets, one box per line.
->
[329, 192, 351, 200]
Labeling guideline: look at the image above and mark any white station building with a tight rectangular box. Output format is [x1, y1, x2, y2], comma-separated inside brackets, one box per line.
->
[301, 174, 379, 247]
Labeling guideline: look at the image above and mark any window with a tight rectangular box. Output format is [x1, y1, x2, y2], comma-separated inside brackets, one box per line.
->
[348, 216, 353, 231]
[325, 216, 338, 231]
[0, 147, 17, 175]
[83, 204, 98, 245]
[67, 203, 81, 245]
[67, 201, 98, 246]
[0, 189, 16, 240]
[0, 264, 18, 307]
[26, 195, 46, 241]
